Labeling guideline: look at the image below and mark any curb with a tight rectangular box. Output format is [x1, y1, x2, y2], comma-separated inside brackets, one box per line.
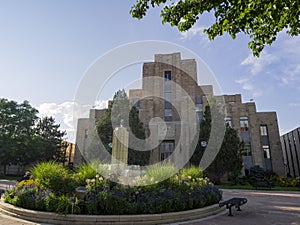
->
[0, 199, 225, 225]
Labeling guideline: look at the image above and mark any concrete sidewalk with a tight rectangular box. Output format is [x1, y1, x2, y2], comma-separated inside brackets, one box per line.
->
[179, 189, 300, 225]
[0, 182, 299, 225]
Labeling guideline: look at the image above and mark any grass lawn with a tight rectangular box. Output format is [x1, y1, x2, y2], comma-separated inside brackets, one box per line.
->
[218, 184, 300, 192]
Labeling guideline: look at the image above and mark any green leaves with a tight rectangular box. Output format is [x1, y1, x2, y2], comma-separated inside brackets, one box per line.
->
[0, 98, 67, 172]
[95, 89, 149, 165]
[130, 0, 300, 56]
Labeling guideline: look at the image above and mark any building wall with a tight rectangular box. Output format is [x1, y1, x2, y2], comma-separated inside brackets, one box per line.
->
[131, 52, 200, 165]
[281, 127, 300, 177]
[75, 52, 284, 175]
[74, 109, 105, 166]
[221, 94, 284, 176]
[256, 112, 284, 176]
[130, 53, 284, 174]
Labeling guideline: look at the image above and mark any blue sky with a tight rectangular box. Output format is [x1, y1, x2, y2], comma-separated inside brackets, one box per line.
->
[0, 1, 299, 142]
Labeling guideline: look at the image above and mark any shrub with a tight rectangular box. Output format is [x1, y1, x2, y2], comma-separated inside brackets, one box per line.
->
[4, 180, 52, 211]
[30, 161, 77, 195]
[277, 177, 300, 187]
[143, 162, 177, 184]
[180, 166, 203, 179]
[76, 163, 98, 186]
[5, 163, 222, 215]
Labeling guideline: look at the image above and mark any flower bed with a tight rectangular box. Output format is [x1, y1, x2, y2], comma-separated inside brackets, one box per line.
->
[3, 162, 222, 215]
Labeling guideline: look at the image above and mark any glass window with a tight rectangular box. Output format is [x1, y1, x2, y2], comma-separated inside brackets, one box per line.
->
[164, 80, 172, 92]
[262, 136, 269, 146]
[241, 143, 252, 156]
[165, 100, 172, 109]
[263, 147, 271, 158]
[164, 71, 172, 80]
[241, 131, 250, 142]
[160, 141, 174, 160]
[164, 109, 172, 117]
[164, 92, 172, 102]
[240, 117, 249, 131]
[195, 103, 203, 111]
[225, 117, 232, 127]
[197, 111, 203, 121]
[164, 116, 172, 122]
[260, 125, 268, 136]
[195, 95, 202, 104]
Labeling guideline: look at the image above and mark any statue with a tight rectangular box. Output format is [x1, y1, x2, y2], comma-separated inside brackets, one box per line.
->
[111, 120, 129, 164]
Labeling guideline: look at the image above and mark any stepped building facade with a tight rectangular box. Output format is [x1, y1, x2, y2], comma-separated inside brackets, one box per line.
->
[75, 53, 284, 176]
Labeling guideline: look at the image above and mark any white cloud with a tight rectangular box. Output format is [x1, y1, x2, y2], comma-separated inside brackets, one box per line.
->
[288, 102, 300, 107]
[241, 51, 279, 75]
[37, 100, 109, 143]
[94, 100, 108, 109]
[276, 64, 300, 86]
[235, 78, 262, 97]
[180, 25, 210, 45]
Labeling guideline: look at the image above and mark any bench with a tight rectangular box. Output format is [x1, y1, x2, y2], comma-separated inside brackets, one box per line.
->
[219, 197, 247, 216]
[252, 179, 274, 190]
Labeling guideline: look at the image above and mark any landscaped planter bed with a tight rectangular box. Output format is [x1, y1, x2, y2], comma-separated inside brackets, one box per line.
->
[0, 198, 224, 225]
[1, 162, 224, 224]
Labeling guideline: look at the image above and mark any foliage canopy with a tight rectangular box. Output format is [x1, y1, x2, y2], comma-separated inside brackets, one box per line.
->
[130, 0, 300, 56]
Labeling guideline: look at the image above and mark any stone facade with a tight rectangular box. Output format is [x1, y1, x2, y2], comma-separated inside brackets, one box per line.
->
[75, 52, 284, 175]
[128, 53, 284, 175]
[74, 109, 105, 166]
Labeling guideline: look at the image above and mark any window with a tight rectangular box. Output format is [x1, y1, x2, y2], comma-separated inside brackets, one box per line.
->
[195, 95, 202, 104]
[240, 117, 249, 131]
[164, 71, 172, 80]
[84, 129, 88, 139]
[164, 72, 172, 121]
[197, 111, 203, 121]
[225, 117, 232, 127]
[195, 103, 203, 112]
[164, 109, 172, 117]
[260, 125, 268, 136]
[164, 92, 172, 102]
[164, 80, 172, 92]
[241, 143, 252, 156]
[263, 146, 271, 158]
[260, 125, 271, 159]
[160, 141, 174, 161]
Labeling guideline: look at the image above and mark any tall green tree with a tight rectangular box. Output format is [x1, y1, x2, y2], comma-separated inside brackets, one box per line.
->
[0, 99, 38, 174]
[35, 116, 67, 163]
[189, 101, 242, 184]
[130, 0, 300, 56]
[205, 125, 243, 184]
[190, 105, 211, 166]
[95, 89, 150, 165]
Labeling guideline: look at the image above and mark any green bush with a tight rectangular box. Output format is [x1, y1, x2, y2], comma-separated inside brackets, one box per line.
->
[180, 166, 203, 179]
[277, 177, 300, 187]
[30, 161, 77, 195]
[143, 162, 177, 184]
[5, 162, 222, 215]
[75, 163, 98, 186]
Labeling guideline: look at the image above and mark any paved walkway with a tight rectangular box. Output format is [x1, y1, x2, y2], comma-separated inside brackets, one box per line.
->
[0, 179, 299, 225]
[179, 189, 300, 225]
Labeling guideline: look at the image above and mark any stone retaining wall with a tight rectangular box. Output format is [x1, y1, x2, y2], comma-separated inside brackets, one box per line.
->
[0, 199, 224, 225]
